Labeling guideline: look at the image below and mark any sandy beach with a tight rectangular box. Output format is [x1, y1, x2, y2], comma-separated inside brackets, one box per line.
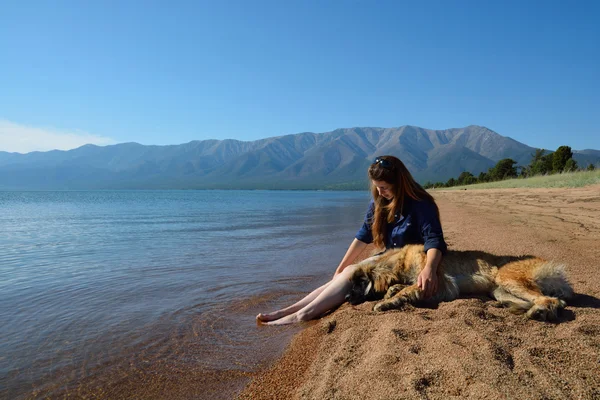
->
[240, 185, 600, 400]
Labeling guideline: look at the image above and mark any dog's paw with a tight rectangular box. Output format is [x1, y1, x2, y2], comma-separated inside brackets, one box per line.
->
[526, 305, 550, 321]
[527, 298, 566, 321]
[384, 284, 407, 300]
[527, 303, 563, 322]
[374, 297, 407, 312]
[374, 301, 391, 312]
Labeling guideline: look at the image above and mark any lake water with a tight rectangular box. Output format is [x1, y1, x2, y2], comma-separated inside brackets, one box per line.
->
[0, 190, 370, 399]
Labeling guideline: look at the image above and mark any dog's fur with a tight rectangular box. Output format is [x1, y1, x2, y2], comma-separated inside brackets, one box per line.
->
[347, 245, 573, 321]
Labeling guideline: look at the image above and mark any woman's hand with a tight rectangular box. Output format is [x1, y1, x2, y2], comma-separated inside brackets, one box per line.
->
[418, 248, 442, 298]
[417, 266, 438, 298]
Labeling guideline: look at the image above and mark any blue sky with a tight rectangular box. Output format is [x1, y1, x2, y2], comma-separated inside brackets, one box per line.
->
[0, 0, 598, 153]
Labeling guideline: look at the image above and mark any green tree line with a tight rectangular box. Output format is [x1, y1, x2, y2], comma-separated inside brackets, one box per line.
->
[424, 146, 596, 189]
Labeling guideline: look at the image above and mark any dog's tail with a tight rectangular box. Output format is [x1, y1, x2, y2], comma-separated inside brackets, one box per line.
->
[533, 261, 574, 300]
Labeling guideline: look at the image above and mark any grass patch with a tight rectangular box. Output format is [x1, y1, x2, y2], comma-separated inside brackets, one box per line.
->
[438, 169, 600, 190]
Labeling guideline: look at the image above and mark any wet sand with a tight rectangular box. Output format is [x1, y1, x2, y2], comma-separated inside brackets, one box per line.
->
[239, 185, 600, 400]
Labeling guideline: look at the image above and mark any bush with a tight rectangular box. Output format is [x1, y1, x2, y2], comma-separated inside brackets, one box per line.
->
[457, 171, 475, 185]
[490, 159, 518, 180]
[564, 158, 578, 172]
[552, 146, 573, 173]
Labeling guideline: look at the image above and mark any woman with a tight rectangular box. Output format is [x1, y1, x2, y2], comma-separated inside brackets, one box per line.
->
[257, 155, 447, 325]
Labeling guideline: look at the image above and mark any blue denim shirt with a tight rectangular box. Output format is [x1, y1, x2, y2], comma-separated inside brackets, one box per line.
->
[355, 197, 447, 253]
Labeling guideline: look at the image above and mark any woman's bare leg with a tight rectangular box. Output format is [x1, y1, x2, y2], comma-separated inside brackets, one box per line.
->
[256, 281, 332, 322]
[266, 266, 356, 325]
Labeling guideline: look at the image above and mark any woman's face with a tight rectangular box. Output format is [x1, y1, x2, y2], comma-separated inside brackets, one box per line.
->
[372, 180, 394, 200]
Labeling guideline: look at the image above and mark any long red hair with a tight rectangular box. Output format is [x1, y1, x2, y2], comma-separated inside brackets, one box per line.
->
[368, 155, 441, 250]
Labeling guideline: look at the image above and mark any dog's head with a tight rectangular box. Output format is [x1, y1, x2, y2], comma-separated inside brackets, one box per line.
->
[346, 268, 379, 305]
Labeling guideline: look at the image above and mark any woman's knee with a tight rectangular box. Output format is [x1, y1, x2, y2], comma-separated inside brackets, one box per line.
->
[339, 264, 358, 279]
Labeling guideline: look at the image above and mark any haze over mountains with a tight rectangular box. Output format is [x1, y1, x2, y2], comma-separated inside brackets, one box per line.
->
[1, 125, 599, 190]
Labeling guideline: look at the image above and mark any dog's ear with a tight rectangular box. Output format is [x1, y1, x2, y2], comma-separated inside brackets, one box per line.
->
[349, 268, 364, 283]
[372, 269, 388, 293]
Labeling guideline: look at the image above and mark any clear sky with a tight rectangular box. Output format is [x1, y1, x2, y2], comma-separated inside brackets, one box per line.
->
[1, 0, 598, 153]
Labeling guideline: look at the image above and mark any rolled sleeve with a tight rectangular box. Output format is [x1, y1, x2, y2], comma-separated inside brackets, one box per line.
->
[355, 200, 374, 244]
[415, 201, 447, 254]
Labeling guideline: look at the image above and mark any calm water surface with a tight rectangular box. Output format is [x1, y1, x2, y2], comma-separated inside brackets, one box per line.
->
[0, 190, 370, 399]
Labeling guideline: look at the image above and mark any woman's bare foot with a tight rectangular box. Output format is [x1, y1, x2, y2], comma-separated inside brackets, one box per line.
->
[256, 312, 278, 322]
[256, 309, 291, 322]
[265, 312, 301, 325]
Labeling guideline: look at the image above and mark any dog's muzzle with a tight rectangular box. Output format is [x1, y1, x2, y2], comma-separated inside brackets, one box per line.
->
[346, 280, 373, 305]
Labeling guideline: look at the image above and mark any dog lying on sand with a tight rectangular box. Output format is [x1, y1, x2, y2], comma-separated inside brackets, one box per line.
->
[346, 245, 573, 321]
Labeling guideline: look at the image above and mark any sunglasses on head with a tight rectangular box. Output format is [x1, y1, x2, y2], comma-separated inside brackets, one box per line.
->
[372, 157, 393, 169]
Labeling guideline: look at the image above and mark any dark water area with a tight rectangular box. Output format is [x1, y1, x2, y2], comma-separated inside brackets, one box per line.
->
[0, 190, 370, 399]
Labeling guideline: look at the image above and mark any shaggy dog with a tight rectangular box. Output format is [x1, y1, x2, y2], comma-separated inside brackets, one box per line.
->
[346, 245, 573, 321]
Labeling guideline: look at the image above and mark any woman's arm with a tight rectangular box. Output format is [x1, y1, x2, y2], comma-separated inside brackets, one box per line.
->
[333, 238, 369, 276]
[417, 248, 443, 298]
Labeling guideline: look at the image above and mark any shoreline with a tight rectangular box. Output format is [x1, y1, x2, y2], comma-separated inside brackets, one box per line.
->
[239, 185, 600, 399]
[2, 191, 372, 400]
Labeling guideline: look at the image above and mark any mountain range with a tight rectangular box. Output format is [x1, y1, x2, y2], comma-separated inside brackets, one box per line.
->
[1, 125, 599, 190]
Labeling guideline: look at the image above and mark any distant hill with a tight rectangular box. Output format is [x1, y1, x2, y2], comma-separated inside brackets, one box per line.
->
[0, 125, 598, 190]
